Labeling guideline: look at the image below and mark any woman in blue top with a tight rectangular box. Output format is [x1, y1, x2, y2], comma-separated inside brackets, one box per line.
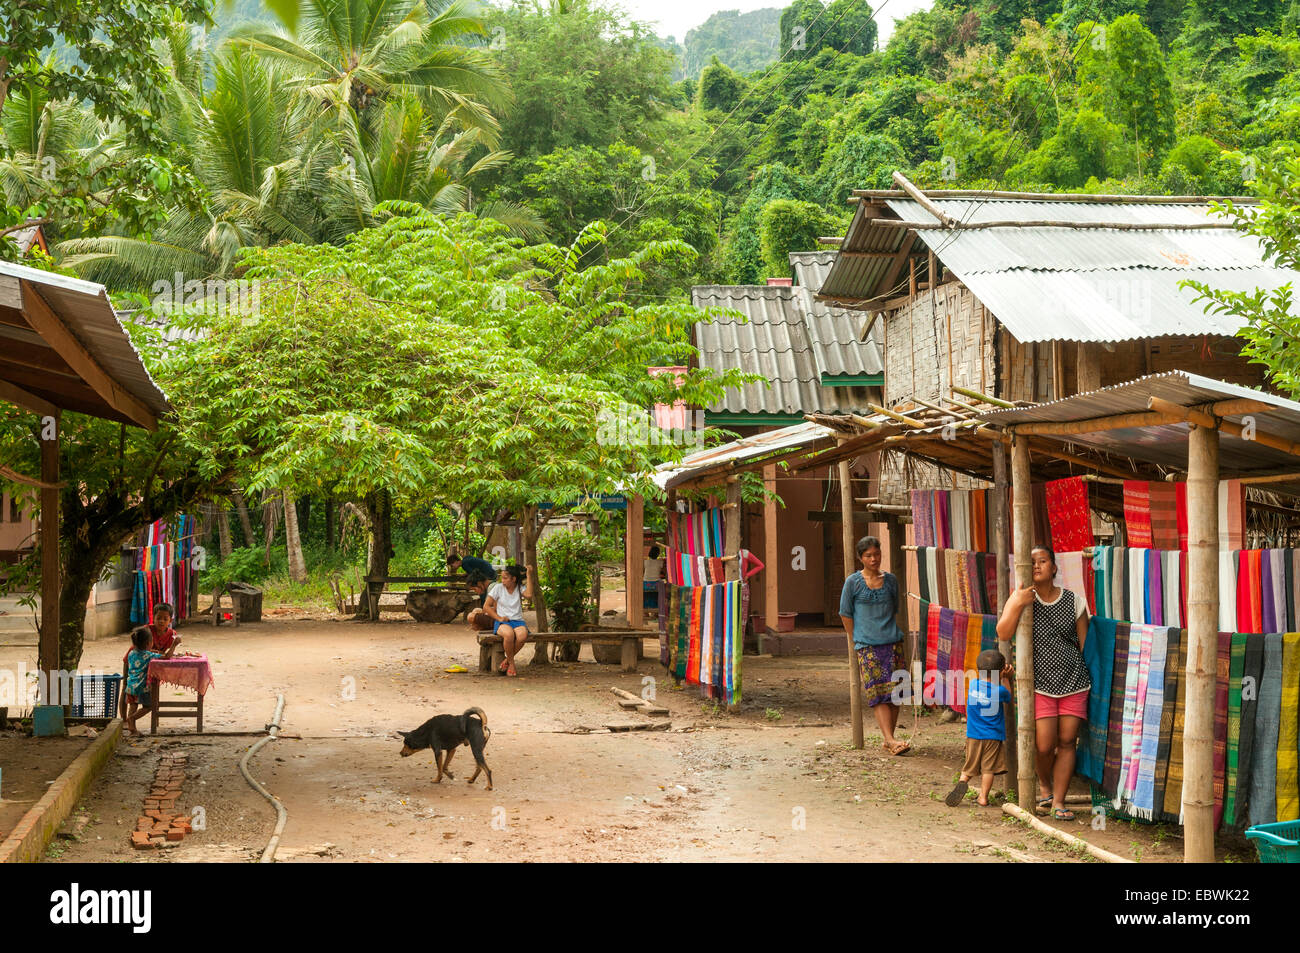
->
[839, 535, 910, 755]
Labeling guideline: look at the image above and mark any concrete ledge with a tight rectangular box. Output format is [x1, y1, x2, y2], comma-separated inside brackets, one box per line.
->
[0, 717, 123, 863]
[764, 632, 846, 656]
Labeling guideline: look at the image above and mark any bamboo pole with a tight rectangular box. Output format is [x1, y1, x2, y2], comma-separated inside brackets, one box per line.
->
[1183, 423, 1219, 862]
[892, 171, 955, 227]
[625, 494, 644, 628]
[1001, 804, 1134, 863]
[992, 438, 1016, 797]
[1148, 396, 1300, 459]
[39, 412, 60, 688]
[838, 453, 865, 749]
[1011, 435, 1036, 808]
[952, 385, 1014, 409]
[1010, 410, 1181, 436]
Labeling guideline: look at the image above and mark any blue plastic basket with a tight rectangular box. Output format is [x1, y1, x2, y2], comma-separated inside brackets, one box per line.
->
[70, 674, 123, 718]
[1245, 821, 1300, 863]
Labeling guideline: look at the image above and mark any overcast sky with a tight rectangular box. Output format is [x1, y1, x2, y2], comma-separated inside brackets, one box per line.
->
[618, 0, 934, 45]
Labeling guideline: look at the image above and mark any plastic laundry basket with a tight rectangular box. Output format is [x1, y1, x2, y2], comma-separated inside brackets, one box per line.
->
[1245, 820, 1300, 863]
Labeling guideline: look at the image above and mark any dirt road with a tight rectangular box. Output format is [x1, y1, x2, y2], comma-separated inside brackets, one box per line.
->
[5, 616, 1197, 862]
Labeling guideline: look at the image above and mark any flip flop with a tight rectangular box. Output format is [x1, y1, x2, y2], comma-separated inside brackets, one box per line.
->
[884, 741, 911, 756]
[444, 664, 468, 674]
[944, 779, 969, 806]
[1053, 808, 1075, 821]
[1035, 796, 1052, 814]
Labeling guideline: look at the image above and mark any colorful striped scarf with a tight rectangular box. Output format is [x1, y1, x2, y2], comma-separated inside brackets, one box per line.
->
[1232, 633, 1265, 829]
[1154, 626, 1183, 821]
[1223, 633, 1247, 826]
[1249, 634, 1284, 826]
[1124, 481, 1153, 548]
[1213, 632, 1232, 829]
[1132, 625, 1171, 819]
[1147, 481, 1179, 550]
[1102, 622, 1132, 798]
[1080, 615, 1117, 785]
[1278, 632, 1300, 822]
[1163, 630, 1189, 822]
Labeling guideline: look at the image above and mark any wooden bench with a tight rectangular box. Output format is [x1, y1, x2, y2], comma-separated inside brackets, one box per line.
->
[476, 628, 654, 673]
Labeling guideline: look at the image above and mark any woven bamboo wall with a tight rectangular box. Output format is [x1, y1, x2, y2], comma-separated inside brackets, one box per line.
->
[884, 282, 997, 408]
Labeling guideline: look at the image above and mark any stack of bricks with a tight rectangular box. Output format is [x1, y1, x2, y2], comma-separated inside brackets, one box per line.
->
[130, 751, 192, 850]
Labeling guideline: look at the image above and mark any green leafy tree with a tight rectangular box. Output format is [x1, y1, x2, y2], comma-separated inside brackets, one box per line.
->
[0, 0, 211, 254]
[1075, 15, 1176, 156]
[758, 197, 840, 277]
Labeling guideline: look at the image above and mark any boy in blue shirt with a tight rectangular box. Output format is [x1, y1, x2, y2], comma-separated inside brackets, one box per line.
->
[945, 649, 1014, 807]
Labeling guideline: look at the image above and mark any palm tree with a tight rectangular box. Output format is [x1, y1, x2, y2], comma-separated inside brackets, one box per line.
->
[232, 0, 508, 143]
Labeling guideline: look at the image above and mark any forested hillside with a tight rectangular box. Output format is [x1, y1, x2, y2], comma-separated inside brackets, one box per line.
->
[10, 0, 1300, 297]
[679, 8, 782, 78]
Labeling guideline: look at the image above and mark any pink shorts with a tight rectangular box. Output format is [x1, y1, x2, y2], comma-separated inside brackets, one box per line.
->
[1034, 690, 1088, 720]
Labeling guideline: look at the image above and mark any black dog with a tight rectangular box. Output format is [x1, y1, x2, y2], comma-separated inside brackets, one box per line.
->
[398, 707, 492, 790]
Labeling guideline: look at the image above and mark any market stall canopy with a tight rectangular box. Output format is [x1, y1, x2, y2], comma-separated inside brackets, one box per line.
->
[0, 260, 169, 429]
[976, 371, 1300, 488]
[652, 421, 835, 491]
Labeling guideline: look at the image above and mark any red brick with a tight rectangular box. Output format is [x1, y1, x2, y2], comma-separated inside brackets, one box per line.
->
[136, 817, 152, 831]
[149, 835, 166, 845]
[165, 830, 184, 841]
[145, 810, 162, 819]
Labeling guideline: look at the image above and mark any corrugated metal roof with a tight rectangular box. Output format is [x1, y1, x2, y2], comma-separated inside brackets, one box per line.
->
[819, 195, 1300, 344]
[977, 371, 1300, 478]
[691, 285, 878, 416]
[653, 421, 834, 490]
[0, 260, 170, 424]
[789, 251, 884, 378]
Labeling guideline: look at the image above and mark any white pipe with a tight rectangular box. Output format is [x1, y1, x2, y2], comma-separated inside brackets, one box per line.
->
[239, 694, 287, 863]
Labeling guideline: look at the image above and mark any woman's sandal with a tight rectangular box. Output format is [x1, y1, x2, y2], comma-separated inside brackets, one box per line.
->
[883, 740, 911, 756]
[944, 779, 969, 806]
[1053, 808, 1076, 821]
[1035, 796, 1052, 814]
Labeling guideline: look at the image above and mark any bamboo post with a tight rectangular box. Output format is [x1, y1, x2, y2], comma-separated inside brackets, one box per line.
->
[1183, 423, 1219, 862]
[724, 481, 742, 582]
[763, 464, 780, 650]
[625, 494, 644, 628]
[838, 454, 865, 749]
[1011, 435, 1036, 807]
[39, 411, 60, 691]
[992, 438, 1016, 795]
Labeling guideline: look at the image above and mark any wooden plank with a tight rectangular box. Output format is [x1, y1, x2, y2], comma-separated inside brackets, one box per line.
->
[0, 275, 21, 310]
[626, 494, 644, 628]
[0, 378, 59, 417]
[763, 464, 779, 641]
[19, 281, 158, 430]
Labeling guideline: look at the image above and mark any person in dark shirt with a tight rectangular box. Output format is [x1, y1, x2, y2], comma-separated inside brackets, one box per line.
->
[448, 552, 498, 581]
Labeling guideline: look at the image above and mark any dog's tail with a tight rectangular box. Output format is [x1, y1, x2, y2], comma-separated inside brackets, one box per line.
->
[463, 707, 489, 741]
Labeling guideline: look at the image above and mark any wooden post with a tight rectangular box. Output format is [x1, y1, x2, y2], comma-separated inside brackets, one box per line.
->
[626, 494, 644, 628]
[992, 437, 1016, 794]
[1076, 342, 1102, 393]
[1011, 434, 1036, 807]
[838, 453, 865, 749]
[1184, 423, 1219, 862]
[724, 480, 741, 581]
[39, 411, 60, 689]
[762, 464, 779, 650]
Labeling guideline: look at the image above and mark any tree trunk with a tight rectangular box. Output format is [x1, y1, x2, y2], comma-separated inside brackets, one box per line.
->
[523, 505, 551, 665]
[358, 489, 393, 621]
[217, 506, 232, 559]
[262, 489, 280, 565]
[232, 489, 255, 548]
[324, 494, 335, 551]
[284, 489, 307, 585]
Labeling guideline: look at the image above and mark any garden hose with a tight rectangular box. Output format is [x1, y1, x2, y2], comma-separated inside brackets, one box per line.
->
[238, 694, 288, 863]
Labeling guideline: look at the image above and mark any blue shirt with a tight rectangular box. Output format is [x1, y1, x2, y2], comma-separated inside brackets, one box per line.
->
[966, 678, 1012, 740]
[838, 572, 904, 648]
[126, 649, 163, 694]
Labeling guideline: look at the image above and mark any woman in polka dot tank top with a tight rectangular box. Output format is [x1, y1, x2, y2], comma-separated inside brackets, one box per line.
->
[996, 545, 1091, 821]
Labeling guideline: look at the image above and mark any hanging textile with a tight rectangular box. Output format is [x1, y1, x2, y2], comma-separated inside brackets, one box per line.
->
[936, 606, 955, 673]
[1111, 548, 1125, 623]
[950, 490, 970, 552]
[1092, 545, 1110, 619]
[1128, 549, 1146, 625]
[1118, 624, 1155, 805]
[1132, 625, 1171, 820]
[949, 610, 970, 714]
[1154, 626, 1183, 821]
[1249, 634, 1284, 826]
[971, 489, 988, 554]
[1176, 481, 1189, 551]
[1232, 633, 1265, 829]
[911, 490, 935, 547]
[1102, 621, 1132, 797]
[1163, 630, 1189, 822]
[1144, 549, 1163, 627]
[936, 490, 951, 548]
[1289, 552, 1299, 633]
[1124, 481, 1153, 548]
[1223, 633, 1248, 827]
[1269, 550, 1288, 637]
[1162, 550, 1180, 629]
[1219, 480, 1247, 550]
[925, 603, 941, 704]
[1045, 477, 1092, 553]
[1147, 482, 1179, 550]
[1031, 482, 1052, 549]
[915, 548, 930, 604]
[1278, 632, 1300, 822]
[1079, 615, 1117, 784]
[1213, 632, 1232, 829]
[1293, 552, 1300, 634]
[1219, 551, 1238, 634]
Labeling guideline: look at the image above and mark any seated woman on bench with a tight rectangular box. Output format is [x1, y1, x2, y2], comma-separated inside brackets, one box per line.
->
[484, 564, 533, 677]
[465, 571, 494, 631]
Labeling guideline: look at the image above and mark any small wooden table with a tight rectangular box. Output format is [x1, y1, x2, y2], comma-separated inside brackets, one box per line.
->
[146, 655, 215, 734]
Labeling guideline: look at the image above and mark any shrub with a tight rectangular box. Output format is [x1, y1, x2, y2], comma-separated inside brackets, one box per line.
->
[538, 528, 603, 631]
[204, 547, 271, 592]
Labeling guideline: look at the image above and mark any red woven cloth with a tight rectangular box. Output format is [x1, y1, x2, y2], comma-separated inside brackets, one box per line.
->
[1045, 476, 1092, 552]
[147, 655, 215, 696]
[1147, 481, 1180, 550]
[1175, 482, 1188, 551]
[1124, 481, 1153, 548]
